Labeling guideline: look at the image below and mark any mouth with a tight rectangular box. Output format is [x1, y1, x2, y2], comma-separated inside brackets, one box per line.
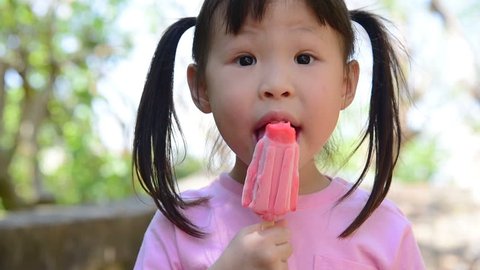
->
[253, 112, 301, 142]
[254, 120, 301, 142]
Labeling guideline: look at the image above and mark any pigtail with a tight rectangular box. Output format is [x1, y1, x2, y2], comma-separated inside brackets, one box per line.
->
[133, 17, 206, 238]
[340, 10, 406, 237]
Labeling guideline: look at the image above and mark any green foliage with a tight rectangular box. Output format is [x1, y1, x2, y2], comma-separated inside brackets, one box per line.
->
[0, 0, 203, 209]
[46, 150, 133, 204]
[394, 137, 442, 183]
[0, 0, 137, 208]
[317, 134, 442, 184]
[174, 156, 203, 180]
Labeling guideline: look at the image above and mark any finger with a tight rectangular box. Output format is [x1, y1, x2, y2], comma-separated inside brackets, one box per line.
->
[276, 241, 293, 260]
[259, 226, 291, 246]
[275, 258, 290, 270]
[279, 260, 289, 270]
[261, 220, 275, 231]
[275, 219, 288, 227]
[242, 222, 269, 234]
[275, 228, 291, 245]
[269, 222, 291, 244]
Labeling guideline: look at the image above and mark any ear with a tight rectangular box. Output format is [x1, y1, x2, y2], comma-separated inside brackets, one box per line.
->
[341, 60, 360, 110]
[187, 64, 211, 113]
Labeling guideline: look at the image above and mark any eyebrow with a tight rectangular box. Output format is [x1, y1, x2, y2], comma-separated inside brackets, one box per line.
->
[236, 24, 261, 35]
[235, 26, 319, 40]
[291, 24, 326, 34]
[292, 26, 315, 33]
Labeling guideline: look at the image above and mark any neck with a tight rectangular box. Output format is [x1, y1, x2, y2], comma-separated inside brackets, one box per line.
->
[229, 156, 248, 184]
[298, 160, 331, 194]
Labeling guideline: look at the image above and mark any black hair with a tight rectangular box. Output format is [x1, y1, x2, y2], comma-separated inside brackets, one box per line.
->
[133, 0, 407, 238]
[133, 17, 206, 238]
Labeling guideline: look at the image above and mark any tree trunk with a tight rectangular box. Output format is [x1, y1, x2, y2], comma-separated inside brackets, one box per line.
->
[0, 62, 6, 136]
[0, 153, 27, 209]
[0, 57, 25, 209]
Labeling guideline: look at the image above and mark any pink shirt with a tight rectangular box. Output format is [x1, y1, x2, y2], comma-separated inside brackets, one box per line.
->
[135, 173, 425, 269]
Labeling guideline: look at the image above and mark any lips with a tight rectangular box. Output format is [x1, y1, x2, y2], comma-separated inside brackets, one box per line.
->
[254, 112, 301, 141]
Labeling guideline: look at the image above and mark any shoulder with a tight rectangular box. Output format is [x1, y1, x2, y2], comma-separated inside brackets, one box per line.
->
[335, 178, 411, 227]
[134, 211, 181, 269]
[333, 179, 425, 268]
[134, 177, 222, 270]
[330, 178, 416, 246]
[142, 210, 179, 248]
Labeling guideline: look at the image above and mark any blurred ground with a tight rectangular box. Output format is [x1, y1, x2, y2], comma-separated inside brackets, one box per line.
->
[388, 181, 480, 270]
[179, 173, 480, 270]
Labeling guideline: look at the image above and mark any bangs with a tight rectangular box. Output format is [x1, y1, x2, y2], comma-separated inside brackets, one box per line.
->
[223, 0, 334, 34]
[224, 0, 268, 34]
[221, 0, 353, 57]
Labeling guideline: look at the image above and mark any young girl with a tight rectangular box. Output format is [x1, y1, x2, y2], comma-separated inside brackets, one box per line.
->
[133, 0, 425, 269]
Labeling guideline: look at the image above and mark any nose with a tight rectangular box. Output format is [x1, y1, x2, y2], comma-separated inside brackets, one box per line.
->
[261, 88, 292, 99]
[259, 65, 295, 99]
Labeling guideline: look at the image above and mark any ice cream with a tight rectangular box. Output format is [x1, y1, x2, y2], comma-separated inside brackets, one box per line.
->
[242, 122, 299, 221]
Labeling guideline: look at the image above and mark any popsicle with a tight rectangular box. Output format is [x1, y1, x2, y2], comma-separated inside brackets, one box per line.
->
[242, 122, 299, 221]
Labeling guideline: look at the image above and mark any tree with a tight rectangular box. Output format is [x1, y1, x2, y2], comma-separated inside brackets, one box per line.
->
[0, 0, 131, 209]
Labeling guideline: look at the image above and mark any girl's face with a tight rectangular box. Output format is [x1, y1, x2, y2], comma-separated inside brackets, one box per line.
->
[188, 0, 359, 187]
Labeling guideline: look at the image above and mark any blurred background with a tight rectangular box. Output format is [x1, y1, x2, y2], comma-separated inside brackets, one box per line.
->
[0, 0, 479, 269]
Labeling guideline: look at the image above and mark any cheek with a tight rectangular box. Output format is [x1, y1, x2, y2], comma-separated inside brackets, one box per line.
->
[207, 87, 254, 162]
[305, 108, 340, 140]
[205, 66, 255, 123]
[301, 85, 343, 148]
[205, 68, 246, 104]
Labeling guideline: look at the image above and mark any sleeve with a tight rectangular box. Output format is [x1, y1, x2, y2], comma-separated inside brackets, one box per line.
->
[134, 211, 182, 270]
[391, 223, 426, 270]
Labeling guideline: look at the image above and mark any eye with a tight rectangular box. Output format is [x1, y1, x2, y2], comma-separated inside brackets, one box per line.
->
[236, 55, 257, 66]
[295, 54, 313, 65]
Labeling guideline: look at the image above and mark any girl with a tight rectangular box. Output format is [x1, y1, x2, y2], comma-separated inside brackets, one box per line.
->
[133, 0, 425, 269]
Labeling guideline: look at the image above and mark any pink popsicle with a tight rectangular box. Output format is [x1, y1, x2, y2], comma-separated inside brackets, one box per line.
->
[242, 122, 299, 221]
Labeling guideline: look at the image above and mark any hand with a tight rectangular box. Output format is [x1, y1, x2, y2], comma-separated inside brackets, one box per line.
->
[209, 220, 292, 270]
